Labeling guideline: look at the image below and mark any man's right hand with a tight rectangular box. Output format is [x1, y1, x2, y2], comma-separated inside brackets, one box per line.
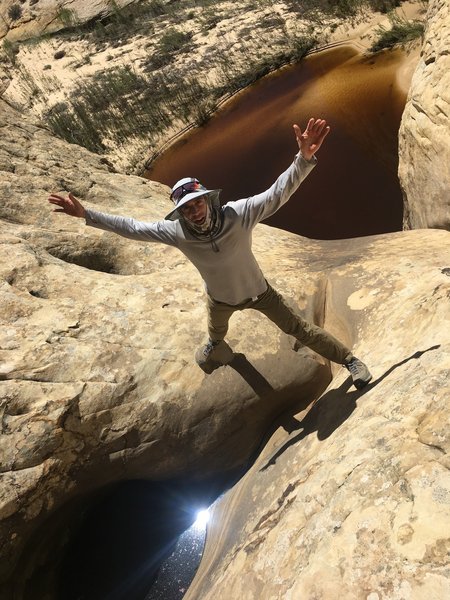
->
[48, 192, 86, 219]
[293, 118, 330, 161]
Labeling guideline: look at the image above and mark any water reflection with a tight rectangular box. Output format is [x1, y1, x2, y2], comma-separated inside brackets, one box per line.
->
[147, 46, 411, 240]
[57, 481, 224, 600]
[145, 510, 209, 600]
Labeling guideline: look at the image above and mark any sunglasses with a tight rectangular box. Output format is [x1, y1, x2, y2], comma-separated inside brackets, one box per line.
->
[171, 179, 207, 204]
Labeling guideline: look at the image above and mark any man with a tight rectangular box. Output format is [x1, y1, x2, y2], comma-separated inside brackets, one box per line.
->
[48, 118, 372, 389]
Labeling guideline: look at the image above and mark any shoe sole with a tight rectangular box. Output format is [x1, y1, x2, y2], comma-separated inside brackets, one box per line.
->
[197, 359, 222, 374]
[195, 341, 234, 374]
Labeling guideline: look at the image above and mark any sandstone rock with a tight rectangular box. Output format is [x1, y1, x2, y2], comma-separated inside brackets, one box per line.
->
[186, 229, 450, 600]
[0, 0, 137, 43]
[1, 7, 450, 588]
[399, 0, 450, 230]
[0, 97, 331, 593]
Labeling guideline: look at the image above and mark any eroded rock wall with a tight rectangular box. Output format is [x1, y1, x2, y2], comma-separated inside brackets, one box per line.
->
[0, 0, 137, 42]
[399, 0, 450, 230]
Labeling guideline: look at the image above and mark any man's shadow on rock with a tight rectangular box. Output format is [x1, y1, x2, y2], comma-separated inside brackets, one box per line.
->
[258, 345, 440, 472]
[228, 352, 276, 396]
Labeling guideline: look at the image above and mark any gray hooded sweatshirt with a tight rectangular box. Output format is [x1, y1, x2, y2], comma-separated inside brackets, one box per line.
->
[85, 153, 316, 305]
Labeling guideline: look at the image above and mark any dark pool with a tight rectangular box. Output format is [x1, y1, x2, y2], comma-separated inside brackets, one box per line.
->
[146, 46, 410, 240]
[55, 478, 231, 600]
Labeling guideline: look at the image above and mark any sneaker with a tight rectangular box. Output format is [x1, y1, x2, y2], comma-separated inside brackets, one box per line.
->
[195, 339, 234, 373]
[344, 357, 372, 389]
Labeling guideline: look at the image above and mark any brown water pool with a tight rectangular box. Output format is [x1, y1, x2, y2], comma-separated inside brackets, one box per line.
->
[146, 46, 410, 240]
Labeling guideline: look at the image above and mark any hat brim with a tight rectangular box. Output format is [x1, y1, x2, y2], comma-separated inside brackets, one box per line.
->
[165, 189, 221, 221]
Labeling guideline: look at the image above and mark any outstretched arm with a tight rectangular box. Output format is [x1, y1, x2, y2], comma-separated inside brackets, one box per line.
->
[48, 192, 86, 219]
[48, 191, 179, 246]
[293, 118, 330, 161]
[232, 117, 329, 227]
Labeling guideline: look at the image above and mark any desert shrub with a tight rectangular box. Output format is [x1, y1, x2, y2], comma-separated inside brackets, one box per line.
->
[2, 39, 19, 65]
[145, 51, 174, 69]
[216, 33, 315, 96]
[158, 29, 193, 54]
[71, 0, 161, 45]
[368, 0, 401, 12]
[145, 29, 193, 70]
[45, 66, 175, 152]
[286, 0, 401, 17]
[44, 58, 223, 155]
[218, 57, 275, 93]
[57, 8, 76, 28]
[332, 0, 360, 17]
[370, 14, 424, 52]
[177, 0, 222, 7]
[261, 14, 285, 28]
[8, 4, 22, 21]
[148, 0, 167, 16]
[201, 9, 221, 30]
[45, 101, 106, 153]
[54, 50, 65, 59]
[16, 65, 41, 98]
[289, 34, 317, 60]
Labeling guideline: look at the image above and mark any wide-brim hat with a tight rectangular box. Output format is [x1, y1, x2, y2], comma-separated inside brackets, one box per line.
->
[165, 178, 221, 220]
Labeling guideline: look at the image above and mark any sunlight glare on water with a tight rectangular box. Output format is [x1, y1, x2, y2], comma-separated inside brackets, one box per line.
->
[194, 508, 210, 529]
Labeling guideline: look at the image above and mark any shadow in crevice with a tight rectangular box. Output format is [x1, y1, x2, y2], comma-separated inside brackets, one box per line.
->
[228, 352, 332, 433]
[260, 345, 441, 471]
[228, 352, 275, 396]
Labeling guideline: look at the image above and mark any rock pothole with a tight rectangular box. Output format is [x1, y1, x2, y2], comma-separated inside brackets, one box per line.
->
[46, 245, 119, 274]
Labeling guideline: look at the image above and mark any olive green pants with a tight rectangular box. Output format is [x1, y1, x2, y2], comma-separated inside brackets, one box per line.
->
[207, 283, 352, 365]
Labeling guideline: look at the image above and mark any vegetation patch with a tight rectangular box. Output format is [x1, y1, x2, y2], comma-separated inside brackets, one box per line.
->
[370, 14, 424, 52]
[146, 29, 193, 69]
[2, 0, 426, 173]
[42, 25, 317, 160]
[1, 39, 19, 65]
[284, 0, 401, 18]
[43, 65, 216, 154]
[8, 4, 23, 21]
[57, 8, 77, 28]
[215, 35, 316, 95]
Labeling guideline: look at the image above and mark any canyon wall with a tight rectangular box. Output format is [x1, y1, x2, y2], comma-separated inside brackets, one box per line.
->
[399, 0, 450, 230]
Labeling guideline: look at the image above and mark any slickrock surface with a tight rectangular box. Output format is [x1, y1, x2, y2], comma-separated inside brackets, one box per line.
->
[186, 228, 450, 599]
[399, 0, 450, 231]
[0, 96, 330, 593]
[1, 92, 449, 597]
